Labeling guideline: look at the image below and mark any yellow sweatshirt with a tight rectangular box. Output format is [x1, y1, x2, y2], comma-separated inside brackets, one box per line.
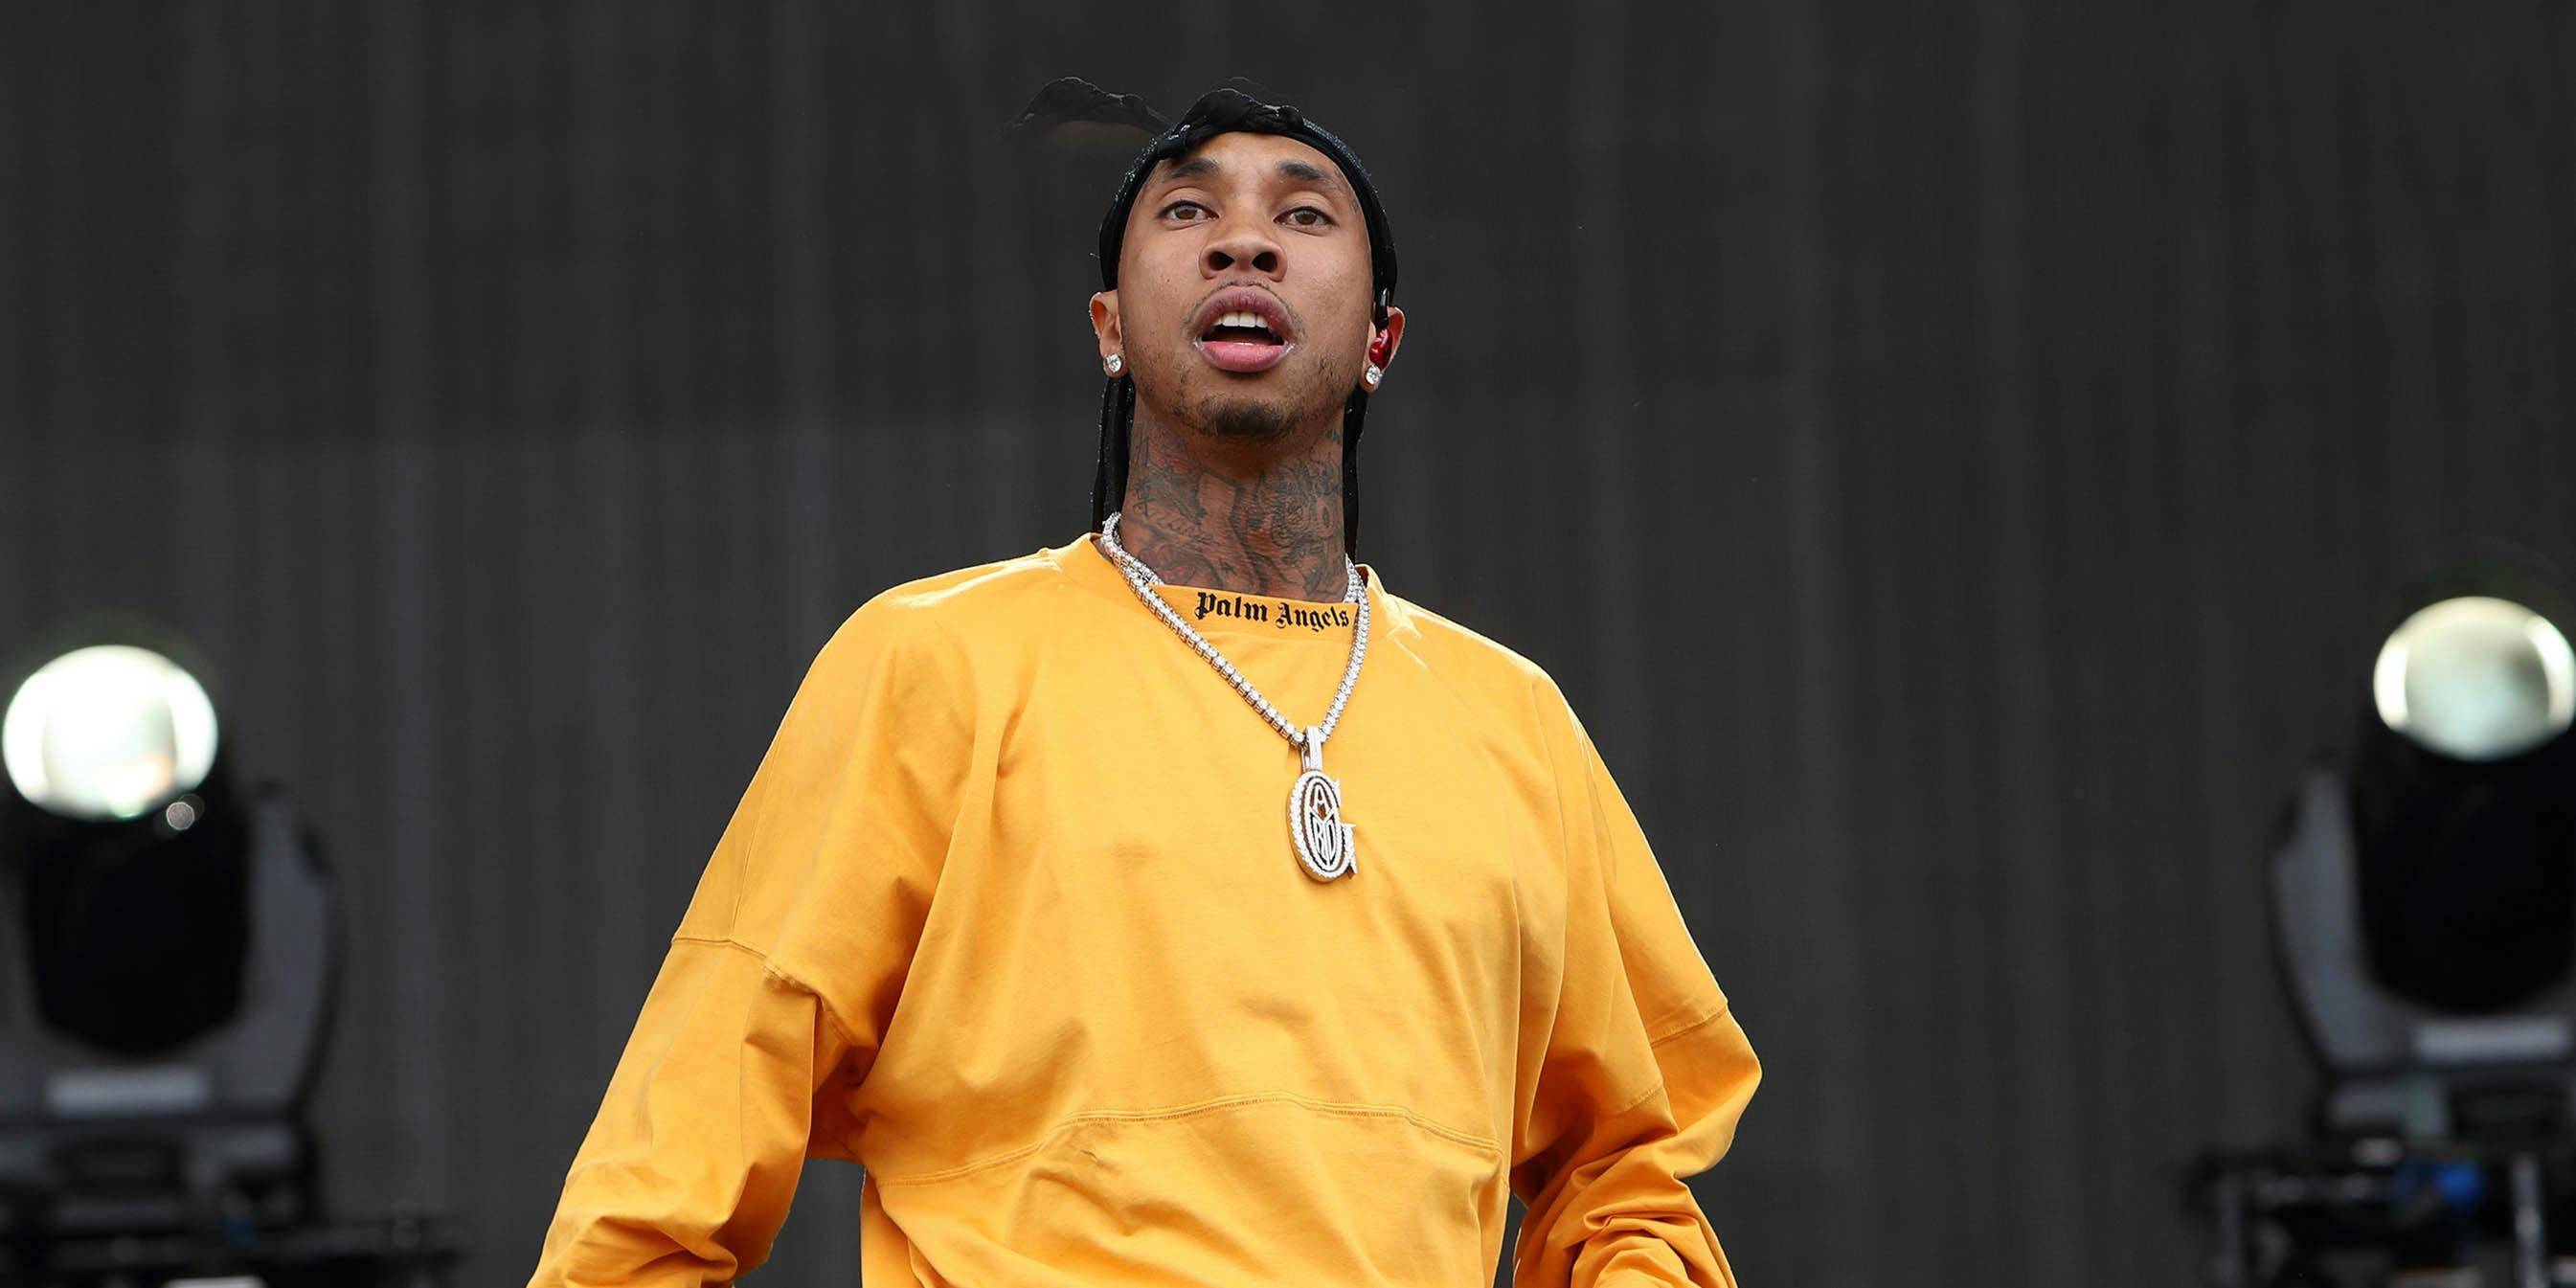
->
[528, 531, 1760, 1287]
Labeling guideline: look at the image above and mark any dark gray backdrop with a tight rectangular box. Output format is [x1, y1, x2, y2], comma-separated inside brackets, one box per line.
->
[7, 2, 2574, 1284]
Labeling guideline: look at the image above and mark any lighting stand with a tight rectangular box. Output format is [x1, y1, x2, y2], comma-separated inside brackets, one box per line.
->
[2192, 1137, 2576, 1288]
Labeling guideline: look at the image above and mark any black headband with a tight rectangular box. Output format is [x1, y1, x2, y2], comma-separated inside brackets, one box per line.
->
[1011, 77, 1400, 558]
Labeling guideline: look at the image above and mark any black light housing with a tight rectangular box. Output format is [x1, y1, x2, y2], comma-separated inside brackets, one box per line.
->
[2353, 595, 2576, 1014]
[4, 640, 251, 1053]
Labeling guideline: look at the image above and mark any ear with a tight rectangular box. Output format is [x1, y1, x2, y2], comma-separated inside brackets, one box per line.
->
[1090, 291, 1122, 369]
[1368, 305, 1406, 371]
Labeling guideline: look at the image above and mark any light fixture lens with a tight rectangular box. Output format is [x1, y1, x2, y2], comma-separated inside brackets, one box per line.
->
[3, 644, 220, 820]
[2373, 596, 2576, 761]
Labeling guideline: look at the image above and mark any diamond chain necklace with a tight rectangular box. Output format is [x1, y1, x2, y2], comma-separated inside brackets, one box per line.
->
[1096, 509, 1368, 882]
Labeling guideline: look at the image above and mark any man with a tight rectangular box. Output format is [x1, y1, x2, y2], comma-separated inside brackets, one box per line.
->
[528, 79, 1760, 1287]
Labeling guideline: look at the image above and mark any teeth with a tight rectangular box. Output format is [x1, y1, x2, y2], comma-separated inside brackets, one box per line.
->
[1213, 310, 1276, 336]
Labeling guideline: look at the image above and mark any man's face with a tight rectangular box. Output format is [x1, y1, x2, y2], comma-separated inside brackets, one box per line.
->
[1090, 130, 1401, 444]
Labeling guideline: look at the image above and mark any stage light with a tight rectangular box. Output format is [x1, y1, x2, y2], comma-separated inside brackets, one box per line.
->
[3, 641, 248, 1056]
[2199, 576, 2576, 1288]
[3, 644, 220, 822]
[2373, 596, 2576, 763]
[2273, 575, 2576, 1141]
[0, 623, 373, 1279]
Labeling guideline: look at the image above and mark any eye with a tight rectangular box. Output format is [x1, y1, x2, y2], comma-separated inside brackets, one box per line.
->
[1162, 200, 1209, 221]
[1282, 206, 1334, 228]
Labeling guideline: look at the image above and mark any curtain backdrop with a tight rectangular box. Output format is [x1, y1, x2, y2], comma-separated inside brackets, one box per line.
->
[6, 3, 2572, 1283]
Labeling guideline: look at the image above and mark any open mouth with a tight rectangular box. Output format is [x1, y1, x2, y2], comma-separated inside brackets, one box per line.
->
[1191, 291, 1293, 373]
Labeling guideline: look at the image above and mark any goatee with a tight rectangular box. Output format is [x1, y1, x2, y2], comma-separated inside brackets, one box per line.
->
[1194, 394, 1299, 443]
[1180, 389, 1308, 445]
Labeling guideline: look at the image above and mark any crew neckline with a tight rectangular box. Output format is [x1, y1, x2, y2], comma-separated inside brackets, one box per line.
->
[1049, 531, 1400, 639]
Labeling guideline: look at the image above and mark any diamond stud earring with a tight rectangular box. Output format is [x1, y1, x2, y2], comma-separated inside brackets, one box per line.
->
[1363, 363, 1382, 386]
[1106, 354, 1123, 375]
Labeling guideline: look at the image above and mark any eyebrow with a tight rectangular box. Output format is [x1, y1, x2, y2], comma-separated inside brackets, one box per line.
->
[1155, 155, 1352, 206]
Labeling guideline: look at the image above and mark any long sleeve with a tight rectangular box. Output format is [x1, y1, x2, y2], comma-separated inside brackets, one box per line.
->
[529, 596, 971, 1286]
[525, 941, 853, 1286]
[1509, 699, 1762, 1288]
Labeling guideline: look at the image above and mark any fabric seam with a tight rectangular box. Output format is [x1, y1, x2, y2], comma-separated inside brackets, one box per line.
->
[865, 1090, 1504, 1186]
[1611, 1074, 1669, 1119]
[669, 934, 866, 1050]
[1645, 999, 1728, 1050]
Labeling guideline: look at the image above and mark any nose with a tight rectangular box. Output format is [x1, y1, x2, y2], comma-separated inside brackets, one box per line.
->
[1203, 215, 1282, 279]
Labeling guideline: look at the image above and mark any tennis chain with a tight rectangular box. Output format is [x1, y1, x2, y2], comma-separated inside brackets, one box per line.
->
[1096, 509, 1370, 881]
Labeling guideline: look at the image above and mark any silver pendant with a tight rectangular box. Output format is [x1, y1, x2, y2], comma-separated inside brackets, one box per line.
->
[1290, 727, 1356, 881]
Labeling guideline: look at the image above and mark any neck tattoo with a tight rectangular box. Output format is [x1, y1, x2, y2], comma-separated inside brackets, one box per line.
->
[1096, 509, 1368, 882]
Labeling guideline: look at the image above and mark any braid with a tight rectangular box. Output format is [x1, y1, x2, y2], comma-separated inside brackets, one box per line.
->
[1342, 294, 1389, 560]
[1091, 375, 1136, 531]
[1341, 395, 1367, 559]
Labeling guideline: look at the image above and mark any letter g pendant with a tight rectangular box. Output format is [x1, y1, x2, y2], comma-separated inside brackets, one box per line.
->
[1289, 726, 1356, 881]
